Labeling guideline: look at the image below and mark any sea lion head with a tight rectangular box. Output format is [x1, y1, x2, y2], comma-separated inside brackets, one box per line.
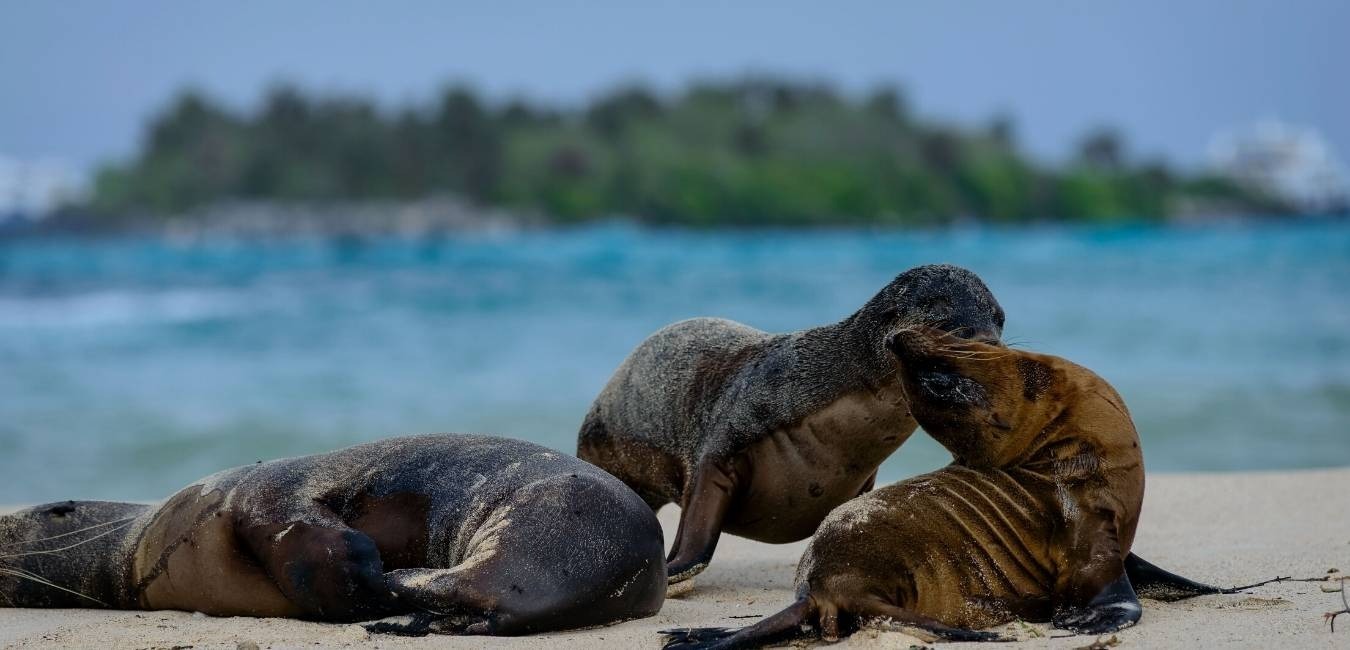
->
[868, 264, 1004, 346]
[886, 326, 1141, 473]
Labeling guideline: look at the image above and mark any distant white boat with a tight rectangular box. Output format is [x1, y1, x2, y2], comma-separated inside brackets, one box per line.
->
[1208, 120, 1349, 213]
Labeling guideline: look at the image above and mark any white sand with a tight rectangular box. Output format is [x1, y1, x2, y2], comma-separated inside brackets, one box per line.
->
[3, 467, 1348, 649]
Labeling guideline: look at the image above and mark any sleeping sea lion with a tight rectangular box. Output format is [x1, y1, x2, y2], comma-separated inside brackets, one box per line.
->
[0, 434, 665, 636]
[578, 264, 1004, 583]
[662, 327, 1268, 648]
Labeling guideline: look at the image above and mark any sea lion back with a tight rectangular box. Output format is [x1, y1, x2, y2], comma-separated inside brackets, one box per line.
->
[577, 317, 768, 508]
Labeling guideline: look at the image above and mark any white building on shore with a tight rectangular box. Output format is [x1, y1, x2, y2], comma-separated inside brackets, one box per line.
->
[1208, 121, 1349, 213]
[0, 155, 84, 221]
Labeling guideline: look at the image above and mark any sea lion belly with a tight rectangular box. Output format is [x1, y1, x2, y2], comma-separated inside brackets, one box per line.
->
[132, 468, 301, 617]
[724, 390, 916, 543]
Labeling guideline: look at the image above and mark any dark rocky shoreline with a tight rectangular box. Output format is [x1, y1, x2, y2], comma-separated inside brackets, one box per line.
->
[3, 196, 543, 240]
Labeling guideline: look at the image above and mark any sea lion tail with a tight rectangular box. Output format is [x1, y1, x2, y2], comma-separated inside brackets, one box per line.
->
[661, 596, 815, 650]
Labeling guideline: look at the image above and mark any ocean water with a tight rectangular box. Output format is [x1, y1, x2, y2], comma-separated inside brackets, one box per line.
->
[1, 220, 1348, 503]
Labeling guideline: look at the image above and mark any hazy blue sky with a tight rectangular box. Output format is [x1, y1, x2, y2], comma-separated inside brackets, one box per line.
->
[2, 0, 1345, 174]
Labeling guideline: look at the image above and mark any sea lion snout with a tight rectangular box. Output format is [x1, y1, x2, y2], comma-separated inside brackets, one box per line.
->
[884, 328, 935, 361]
[927, 305, 1003, 346]
[886, 326, 1028, 463]
[885, 329, 991, 407]
[890, 264, 1005, 345]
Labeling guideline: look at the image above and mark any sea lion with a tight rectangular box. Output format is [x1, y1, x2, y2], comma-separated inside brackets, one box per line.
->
[578, 264, 1005, 583]
[0, 434, 665, 636]
[662, 327, 1266, 648]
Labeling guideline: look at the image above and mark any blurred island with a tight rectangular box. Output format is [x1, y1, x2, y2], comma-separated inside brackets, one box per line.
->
[63, 78, 1295, 233]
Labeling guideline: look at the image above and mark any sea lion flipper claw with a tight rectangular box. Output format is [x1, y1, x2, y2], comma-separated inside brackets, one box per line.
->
[362, 612, 438, 636]
[659, 626, 736, 649]
[1052, 573, 1142, 634]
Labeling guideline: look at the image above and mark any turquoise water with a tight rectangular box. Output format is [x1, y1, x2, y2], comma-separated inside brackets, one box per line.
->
[2, 220, 1348, 503]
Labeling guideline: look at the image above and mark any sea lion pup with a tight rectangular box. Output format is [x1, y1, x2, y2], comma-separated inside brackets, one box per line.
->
[662, 328, 1261, 648]
[578, 264, 1005, 584]
[0, 434, 665, 636]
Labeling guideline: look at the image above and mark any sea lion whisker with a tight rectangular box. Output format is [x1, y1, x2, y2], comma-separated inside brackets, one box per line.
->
[0, 566, 108, 606]
[956, 351, 1014, 361]
[933, 343, 1009, 355]
[0, 567, 101, 602]
[931, 342, 1002, 353]
[933, 348, 1012, 361]
[0, 520, 136, 559]
[0, 516, 138, 549]
[935, 350, 1001, 359]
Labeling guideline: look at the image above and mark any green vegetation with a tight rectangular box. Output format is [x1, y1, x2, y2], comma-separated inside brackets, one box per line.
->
[89, 78, 1276, 225]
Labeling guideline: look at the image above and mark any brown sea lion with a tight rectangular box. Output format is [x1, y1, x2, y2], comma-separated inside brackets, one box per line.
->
[0, 434, 665, 636]
[662, 328, 1268, 648]
[578, 264, 1005, 584]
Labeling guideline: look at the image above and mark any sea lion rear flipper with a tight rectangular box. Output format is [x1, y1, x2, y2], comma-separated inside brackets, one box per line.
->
[1125, 552, 1225, 601]
[661, 596, 815, 649]
[667, 461, 739, 584]
[1125, 552, 1286, 600]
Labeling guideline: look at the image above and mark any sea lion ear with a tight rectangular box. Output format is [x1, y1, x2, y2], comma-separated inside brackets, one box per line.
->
[884, 330, 903, 356]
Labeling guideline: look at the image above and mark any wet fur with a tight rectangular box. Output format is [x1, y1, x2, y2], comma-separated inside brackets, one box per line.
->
[0, 434, 666, 635]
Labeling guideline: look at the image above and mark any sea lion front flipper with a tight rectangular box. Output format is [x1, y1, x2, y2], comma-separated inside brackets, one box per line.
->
[237, 513, 393, 621]
[1052, 517, 1141, 634]
[1052, 570, 1142, 634]
[666, 461, 739, 584]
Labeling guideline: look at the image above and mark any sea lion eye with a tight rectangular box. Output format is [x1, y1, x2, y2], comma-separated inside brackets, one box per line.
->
[918, 371, 983, 405]
[918, 371, 956, 396]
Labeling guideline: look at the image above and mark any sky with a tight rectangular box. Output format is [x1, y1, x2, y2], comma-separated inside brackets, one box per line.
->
[1, 0, 1346, 177]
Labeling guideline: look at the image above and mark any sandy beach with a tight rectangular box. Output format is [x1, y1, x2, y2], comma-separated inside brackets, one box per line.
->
[3, 467, 1348, 649]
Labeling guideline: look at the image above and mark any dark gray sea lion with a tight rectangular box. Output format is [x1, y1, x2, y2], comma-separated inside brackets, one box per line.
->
[0, 434, 665, 636]
[662, 328, 1270, 648]
[577, 264, 1005, 583]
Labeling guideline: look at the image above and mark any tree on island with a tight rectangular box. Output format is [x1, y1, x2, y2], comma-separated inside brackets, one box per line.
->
[88, 77, 1283, 226]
